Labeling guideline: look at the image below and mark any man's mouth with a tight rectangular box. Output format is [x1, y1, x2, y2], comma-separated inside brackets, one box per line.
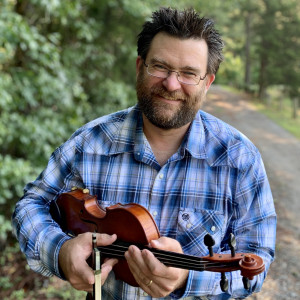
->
[156, 94, 182, 102]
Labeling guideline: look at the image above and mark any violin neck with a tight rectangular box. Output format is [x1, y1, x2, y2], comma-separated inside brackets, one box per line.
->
[97, 240, 239, 273]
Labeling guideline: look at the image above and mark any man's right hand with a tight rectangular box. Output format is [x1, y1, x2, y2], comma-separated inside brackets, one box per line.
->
[58, 232, 118, 291]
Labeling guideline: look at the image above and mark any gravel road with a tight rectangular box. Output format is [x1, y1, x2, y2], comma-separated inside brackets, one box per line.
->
[204, 85, 300, 299]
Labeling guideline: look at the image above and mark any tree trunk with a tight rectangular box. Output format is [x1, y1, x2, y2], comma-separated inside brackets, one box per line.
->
[292, 98, 298, 119]
[258, 56, 268, 100]
[244, 12, 252, 92]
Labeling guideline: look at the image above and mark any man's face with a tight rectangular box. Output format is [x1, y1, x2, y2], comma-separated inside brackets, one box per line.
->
[136, 32, 215, 130]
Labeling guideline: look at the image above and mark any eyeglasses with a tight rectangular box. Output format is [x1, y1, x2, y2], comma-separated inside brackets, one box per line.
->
[144, 61, 207, 85]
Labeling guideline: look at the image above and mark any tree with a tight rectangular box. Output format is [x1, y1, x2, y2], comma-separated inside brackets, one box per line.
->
[0, 0, 161, 246]
[275, 0, 300, 118]
[254, 0, 300, 116]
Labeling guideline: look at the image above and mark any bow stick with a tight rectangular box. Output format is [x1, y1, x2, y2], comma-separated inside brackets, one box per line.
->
[92, 233, 101, 300]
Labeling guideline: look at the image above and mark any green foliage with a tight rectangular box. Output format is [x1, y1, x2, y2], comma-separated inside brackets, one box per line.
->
[4, 289, 26, 300]
[40, 282, 87, 300]
[217, 49, 244, 87]
[0, 155, 37, 242]
[253, 0, 300, 100]
[0, 0, 299, 297]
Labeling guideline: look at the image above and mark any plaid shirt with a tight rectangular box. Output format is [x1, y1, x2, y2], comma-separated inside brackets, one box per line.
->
[12, 105, 276, 299]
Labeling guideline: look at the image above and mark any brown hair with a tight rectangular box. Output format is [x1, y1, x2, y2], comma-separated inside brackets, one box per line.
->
[137, 7, 224, 75]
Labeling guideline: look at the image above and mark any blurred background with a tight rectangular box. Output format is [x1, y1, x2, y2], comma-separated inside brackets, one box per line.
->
[0, 0, 299, 299]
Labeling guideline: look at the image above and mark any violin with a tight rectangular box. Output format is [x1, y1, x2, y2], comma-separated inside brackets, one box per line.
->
[50, 188, 265, 291]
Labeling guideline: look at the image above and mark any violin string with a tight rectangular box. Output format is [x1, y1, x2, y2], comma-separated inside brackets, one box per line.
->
[98, 244, 207, 265]
[97, 245, 239, 271]
[98, 243, 214, 264]
[98, 248, 236, 271]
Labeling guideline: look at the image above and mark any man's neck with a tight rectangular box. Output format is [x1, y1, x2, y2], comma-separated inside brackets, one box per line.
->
[142, 115, 190, 166]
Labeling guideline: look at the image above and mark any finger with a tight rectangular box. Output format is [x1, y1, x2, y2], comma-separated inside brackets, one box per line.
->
[76, 258, 118, 291]
[127, 245, 149, 270]
[100, 258, 118, 284]
[141, 247, 187, 293]
[77, 261, 95, 285]
[96, 233, 117, 246]
[141, 248, 170, 278]
[125, 247, 172, 297]
[150, 237, 183, 253]
[125, 246, 148, 283]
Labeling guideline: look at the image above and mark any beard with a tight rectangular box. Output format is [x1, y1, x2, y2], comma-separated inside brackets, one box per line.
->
[136, 71, 206, 130]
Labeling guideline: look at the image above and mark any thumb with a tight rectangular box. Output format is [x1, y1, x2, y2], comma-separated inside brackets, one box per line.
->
[150, 237, 183, 252]
[80, 262, 96, 285]
[149, 238, 163, 249]
[96, 233, 117, 246]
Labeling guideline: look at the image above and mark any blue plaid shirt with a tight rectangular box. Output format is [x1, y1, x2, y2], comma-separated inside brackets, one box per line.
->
[12, 105, 276, 299]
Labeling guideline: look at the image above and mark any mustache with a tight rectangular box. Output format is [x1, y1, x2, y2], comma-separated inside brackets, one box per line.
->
[150, 86, 187, 101]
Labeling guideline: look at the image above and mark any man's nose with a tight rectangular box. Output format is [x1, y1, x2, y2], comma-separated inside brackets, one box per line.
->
[162, 71, 182, 91]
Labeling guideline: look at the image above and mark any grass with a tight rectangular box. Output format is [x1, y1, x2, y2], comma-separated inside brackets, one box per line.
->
[253, 97, 300, 140]
[222, 85, 300, 140]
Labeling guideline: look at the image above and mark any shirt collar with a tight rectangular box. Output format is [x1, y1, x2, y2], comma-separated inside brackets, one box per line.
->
[184, 112, 207, 160]
[108, 105, 208, 160]
[107, 106, 143, 155]
[103, 106, 252, 169]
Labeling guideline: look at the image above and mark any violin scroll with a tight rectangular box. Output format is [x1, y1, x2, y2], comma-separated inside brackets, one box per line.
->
[239, 254, 265, 280]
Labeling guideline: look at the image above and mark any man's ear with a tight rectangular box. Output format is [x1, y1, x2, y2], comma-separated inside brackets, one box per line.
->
[204, 74, 215, 93]
[136, 56, 143, 78]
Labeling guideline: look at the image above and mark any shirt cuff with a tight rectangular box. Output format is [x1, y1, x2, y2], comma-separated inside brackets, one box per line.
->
[38, 226, 72, 279]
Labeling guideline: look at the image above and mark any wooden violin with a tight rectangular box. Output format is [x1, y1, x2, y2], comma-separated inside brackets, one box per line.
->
[50, 188, 265, 290]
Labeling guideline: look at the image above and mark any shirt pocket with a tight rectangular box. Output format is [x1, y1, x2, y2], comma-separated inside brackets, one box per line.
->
[176, 208, 225, 256]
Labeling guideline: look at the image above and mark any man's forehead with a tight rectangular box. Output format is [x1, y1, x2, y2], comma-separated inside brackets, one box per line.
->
[147, 32, 208, 69]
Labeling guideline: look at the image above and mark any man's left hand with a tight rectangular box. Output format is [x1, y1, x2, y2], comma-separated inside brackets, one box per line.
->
[124, 237, 189, 298]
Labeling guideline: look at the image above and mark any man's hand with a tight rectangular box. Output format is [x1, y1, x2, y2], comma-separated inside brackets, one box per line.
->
[58, 232, 118, 291]
[124, 237, 189, 298]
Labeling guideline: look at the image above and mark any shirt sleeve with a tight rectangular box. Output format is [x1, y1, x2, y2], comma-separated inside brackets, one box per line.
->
[12, 138, 82, 278]
[172, 152, 277, 299]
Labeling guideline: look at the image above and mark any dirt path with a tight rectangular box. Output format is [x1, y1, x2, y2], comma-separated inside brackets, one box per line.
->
[204, 85, 300, 299]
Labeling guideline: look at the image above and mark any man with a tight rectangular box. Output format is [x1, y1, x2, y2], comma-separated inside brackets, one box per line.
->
[12, 7, 276, 299]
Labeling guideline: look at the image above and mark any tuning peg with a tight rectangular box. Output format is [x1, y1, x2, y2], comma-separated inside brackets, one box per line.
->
[242, 276, 250, 290]
[220, 272, 228, 292]
[204, 234, 215, 257]
[228, 233, 236, 257]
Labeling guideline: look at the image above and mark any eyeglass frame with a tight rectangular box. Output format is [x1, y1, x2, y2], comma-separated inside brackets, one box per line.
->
[143, 60, 207, 86]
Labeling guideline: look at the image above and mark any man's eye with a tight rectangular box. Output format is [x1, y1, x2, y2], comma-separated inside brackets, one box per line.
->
[153, 64, 168, 71]
[182, 71, 197, 77]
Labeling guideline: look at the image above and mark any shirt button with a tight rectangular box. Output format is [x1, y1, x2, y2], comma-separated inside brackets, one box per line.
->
[182, 213, 190, 221]
[186, 223, 192, 229]
[159, 174, 164, 179]
[153, 211, 158, 216]
[211, 226, 216, 232]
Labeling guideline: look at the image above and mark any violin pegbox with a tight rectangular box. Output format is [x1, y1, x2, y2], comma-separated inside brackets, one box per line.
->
[204, 234, 229, 292]
[203, 233, 261, 292]
[228, 233, 251, 290]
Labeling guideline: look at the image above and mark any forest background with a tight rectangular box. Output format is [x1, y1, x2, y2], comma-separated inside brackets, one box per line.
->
[0, 0, 299, 299]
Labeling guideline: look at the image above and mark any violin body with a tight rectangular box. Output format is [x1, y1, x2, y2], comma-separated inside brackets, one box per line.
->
[50, 188, 160, 286]
[50, 188, 265, 288]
